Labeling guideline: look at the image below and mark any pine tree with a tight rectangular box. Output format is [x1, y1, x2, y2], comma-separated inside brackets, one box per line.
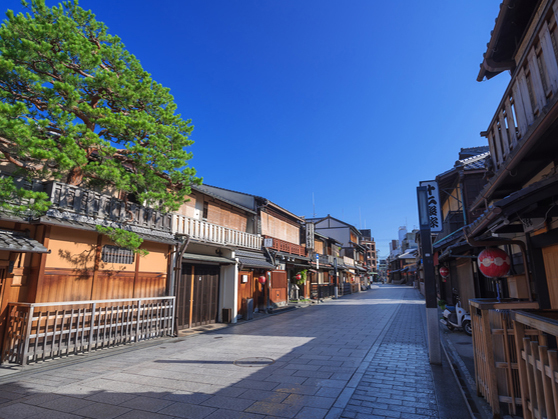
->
[0, 0, 201, 217]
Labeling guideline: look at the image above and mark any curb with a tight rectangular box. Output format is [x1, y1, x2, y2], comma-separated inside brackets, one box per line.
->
[440, 329, 493, 419]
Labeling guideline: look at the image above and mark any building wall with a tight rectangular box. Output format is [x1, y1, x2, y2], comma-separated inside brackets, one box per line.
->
[261, 212, 299, 244]
[206, 202, 248, 232]
[37, 225, 169, 303]
[177, 191, 252, 233]
[441, 186, 461, 215]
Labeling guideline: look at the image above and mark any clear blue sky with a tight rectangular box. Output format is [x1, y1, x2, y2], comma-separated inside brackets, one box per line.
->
[5, 0, 510, 258]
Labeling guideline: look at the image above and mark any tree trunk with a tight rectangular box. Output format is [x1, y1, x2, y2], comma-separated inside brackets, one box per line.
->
[66, 166, 83, 186]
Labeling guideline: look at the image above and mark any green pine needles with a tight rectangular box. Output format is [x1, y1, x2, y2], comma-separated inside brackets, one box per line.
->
[95, 226, 148, 256]
[0, 0, 201, 216]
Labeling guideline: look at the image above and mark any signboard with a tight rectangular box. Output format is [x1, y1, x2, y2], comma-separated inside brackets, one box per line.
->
[264, 238, 273, 248]
[419, 180, 442, 232]
[306, 223, 315, 250]
[316, 253, 319, 270]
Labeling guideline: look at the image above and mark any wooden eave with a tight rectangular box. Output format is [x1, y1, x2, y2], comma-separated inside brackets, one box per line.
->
[477, 0, 542, 81]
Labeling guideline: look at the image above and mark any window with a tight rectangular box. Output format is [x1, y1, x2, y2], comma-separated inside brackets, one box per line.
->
[101, 245, 135, 264]
[203, 201, 208, 219]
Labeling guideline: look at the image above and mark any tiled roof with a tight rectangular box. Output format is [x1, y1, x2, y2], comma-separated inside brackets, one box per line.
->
[0, 229, 49, 253]
[236, 249, 275, 269]
[457, 151, 490, 171]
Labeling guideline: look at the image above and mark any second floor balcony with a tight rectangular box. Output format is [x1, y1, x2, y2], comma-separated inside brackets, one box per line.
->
[46, 181, 173, 233]
[477, 0, 558, 204]
[173, 214, 262, 250]
[263, 236, 307, 257]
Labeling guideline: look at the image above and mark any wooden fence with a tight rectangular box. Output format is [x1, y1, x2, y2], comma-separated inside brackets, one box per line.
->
[469, 299, 540, 418]
[512, 310, 558, 419]
[1, 296, 175, 365]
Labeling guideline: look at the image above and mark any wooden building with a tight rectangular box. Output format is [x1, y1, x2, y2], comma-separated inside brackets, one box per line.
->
[448, 1, 558, 416]
[431, 147, 491, 311]
[172, 185, 266, 327]
[0, 177, 176, 365]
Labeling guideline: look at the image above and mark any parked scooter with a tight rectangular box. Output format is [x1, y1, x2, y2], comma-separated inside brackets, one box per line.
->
[440, 296, 472, 336]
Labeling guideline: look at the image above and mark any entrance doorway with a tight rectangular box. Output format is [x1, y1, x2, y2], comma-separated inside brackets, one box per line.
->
[176, 264, 220, 329]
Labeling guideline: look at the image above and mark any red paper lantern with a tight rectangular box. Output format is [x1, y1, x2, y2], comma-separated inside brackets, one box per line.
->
[439, 267, 449, 278]
[295, 274, 302, 280]
[478, 247, 511, 278]
[258, 276, 266, 284]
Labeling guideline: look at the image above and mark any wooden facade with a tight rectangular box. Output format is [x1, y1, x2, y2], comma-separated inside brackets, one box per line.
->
[0, 178, 176, 364]
[436, 1, 558, 416]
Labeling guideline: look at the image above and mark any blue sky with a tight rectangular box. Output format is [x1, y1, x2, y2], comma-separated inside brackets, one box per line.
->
[5, 0, 510, 257]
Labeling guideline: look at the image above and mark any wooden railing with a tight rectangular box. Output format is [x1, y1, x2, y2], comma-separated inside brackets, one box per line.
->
[469, 299, 540, 418]
[173, 214, 262, 250]
[1, 296, 175, 365]
[484, 3, 558, 172]
[512, 310, 558, 419]
[263, 236, 307, 257]
[46, 181, 173, 232]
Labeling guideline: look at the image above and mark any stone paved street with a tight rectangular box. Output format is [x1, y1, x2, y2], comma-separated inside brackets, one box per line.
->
[0, 285, 471, 419]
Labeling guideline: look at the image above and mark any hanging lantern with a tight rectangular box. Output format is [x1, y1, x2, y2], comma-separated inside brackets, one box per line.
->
[295, 274, 302, 281]
[439, 267, 449, 278]
[478, 247, 511, 278]
[258, 276, 266, 284]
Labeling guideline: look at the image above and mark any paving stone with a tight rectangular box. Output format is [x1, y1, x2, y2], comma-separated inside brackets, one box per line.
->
[245, 401, 302, 418]
[118, 395, 175, 412]
[0, 402, 60, 419]
[158, 401, 216, 418]
[294, 406, 329, 419]
[39, 395, 96, 413]
[201, 395, 255, 411]
[72, 401, 131, 419]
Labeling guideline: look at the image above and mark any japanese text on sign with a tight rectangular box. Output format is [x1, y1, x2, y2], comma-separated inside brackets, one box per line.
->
[419, 180, 442, 232]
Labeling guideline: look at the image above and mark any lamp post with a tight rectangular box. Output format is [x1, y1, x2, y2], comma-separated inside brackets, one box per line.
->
[417, 186, 442, 364]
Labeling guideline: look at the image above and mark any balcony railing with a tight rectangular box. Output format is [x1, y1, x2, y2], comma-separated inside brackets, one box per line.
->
[484, 5, 558, 172]
[1, 297, 175, 365]
[46, 181, 173, 233]
[173, 214, 262, 250]
[263, 236, 307, 257]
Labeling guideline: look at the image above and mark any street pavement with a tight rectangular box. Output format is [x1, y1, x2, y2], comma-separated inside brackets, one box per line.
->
[0, 285, 472, 419]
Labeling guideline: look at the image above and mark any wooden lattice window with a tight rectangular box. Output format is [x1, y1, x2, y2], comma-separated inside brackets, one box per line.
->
[101, 245, 135, 264]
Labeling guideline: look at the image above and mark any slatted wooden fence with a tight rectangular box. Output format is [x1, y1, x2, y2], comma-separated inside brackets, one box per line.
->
[1, 297, 175, 365]
[512, 310, 558, 419]
[469, 299, 540, 418]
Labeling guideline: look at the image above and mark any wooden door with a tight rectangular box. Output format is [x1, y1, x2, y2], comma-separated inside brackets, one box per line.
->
[270, 270, 287, 306]
[542, 244, 558, 309]
[176, 264, 220, 329]
[238, 271, 253, 313]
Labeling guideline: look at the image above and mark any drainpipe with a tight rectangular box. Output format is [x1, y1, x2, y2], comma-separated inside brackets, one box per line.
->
[463, 226, 533, 302]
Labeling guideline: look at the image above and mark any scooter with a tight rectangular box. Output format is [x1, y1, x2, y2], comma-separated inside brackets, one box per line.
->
[440, 298, 472, 336]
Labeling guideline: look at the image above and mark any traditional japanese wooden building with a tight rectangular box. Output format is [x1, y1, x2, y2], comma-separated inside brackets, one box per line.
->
[455, 1, 558, 416]
[0, 175, 177, 365]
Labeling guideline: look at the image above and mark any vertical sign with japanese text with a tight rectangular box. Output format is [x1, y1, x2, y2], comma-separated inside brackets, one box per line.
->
[419, 180, 442, 232]
[306, 223, 315, 250]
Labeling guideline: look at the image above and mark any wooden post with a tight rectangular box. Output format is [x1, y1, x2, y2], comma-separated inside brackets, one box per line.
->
[513, 320, 532, 419]
[548, 350, 558, 419]
[524, 338, 536, 419]
[21, 305, 35, 366]
[539, 346, 555, 419]
[188, 265, 195, 329]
